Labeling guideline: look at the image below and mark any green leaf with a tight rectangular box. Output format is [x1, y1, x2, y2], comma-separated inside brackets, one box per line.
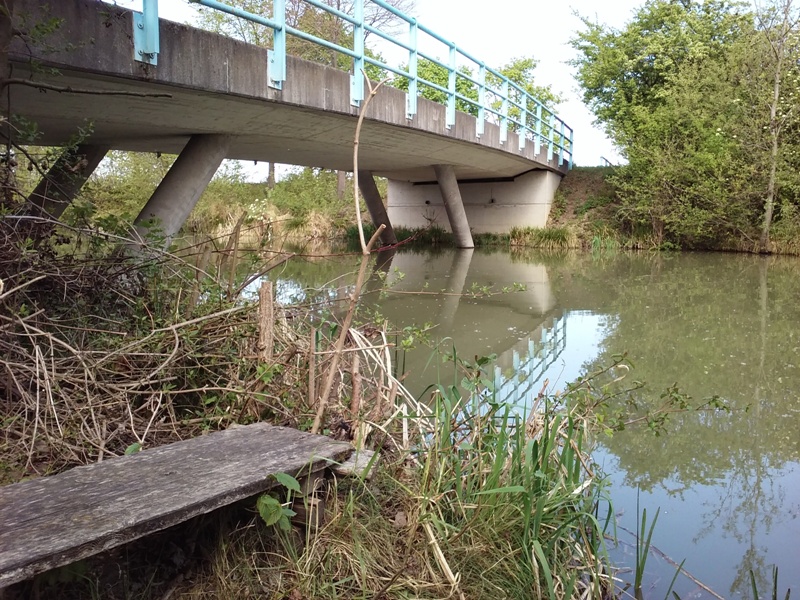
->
[274, 472, 301, 494]
[474, 485, 526, 496]
[124, 442, 142, 455]
[256, 494, 283, 527]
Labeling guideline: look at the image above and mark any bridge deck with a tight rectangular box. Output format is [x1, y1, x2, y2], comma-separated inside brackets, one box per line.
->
[8, 0, 568, 182]
[0, 423, 352, 587]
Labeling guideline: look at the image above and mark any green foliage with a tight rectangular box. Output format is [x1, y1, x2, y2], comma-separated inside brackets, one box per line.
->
[571, 0, 800, 250]
[256, 472, 300, 531]
[392, 58, 481, 115]
[391, 55, 560, 122]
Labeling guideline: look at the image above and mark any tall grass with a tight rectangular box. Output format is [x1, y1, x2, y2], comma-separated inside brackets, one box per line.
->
[510, 226, 579, 250]
[173, 354, 617, 599]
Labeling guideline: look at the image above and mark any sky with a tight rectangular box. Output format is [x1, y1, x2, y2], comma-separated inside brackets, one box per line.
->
[111, 0, 647, 168]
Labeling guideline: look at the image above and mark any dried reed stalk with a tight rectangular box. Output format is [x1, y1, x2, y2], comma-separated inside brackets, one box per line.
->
[258, 280, 274, 363]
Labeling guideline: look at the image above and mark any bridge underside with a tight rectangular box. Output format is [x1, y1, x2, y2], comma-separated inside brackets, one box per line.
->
[7, 0, 567, 244]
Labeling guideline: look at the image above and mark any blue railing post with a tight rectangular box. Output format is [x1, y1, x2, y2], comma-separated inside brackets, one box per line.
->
[519, 96, 527, 151]
[569, 128, 574, 168]
[133, 0, 160, 65]
[268, 0, 286, 89]
[547, 113, 555, 162]
[500, 80, 509, 144]
[476, 63, 486, 137]
[407, 19, 418, 119]
[534, 103, 542, 156]
[558, 120, 565, 167]
[351, 0, 365, 106]
[446, 43, 456, 129]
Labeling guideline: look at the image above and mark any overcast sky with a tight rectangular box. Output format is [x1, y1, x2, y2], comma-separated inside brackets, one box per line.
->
[112, 0, 646, 167]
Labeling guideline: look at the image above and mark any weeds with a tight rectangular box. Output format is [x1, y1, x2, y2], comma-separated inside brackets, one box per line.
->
[510, 225, 579, 249]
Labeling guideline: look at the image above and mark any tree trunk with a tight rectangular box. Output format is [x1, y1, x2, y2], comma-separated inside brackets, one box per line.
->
[267, 162, 275, 189]
[759, 0, 792, 253]
[760, 58, 783, 253]
[0, 0, 14, 209]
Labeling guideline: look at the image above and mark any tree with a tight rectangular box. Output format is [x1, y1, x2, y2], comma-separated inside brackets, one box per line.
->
[392, 56, 560, 126]
[571, 0, 750, 145]
[570, 0, 800, 249]
[752, 0, 800, 250]
[196, 0, 412, 69]
[392, 58, 480, 115]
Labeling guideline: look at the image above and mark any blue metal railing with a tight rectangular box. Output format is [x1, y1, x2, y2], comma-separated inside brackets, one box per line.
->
[492, 314, 567, 409]
[133, 0, 573, 168]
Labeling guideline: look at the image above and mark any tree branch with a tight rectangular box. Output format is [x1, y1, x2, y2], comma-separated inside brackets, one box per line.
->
[0, 78, 173, 98]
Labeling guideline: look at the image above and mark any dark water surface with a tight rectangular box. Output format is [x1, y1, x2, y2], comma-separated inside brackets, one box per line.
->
[260, 248, 800, 599]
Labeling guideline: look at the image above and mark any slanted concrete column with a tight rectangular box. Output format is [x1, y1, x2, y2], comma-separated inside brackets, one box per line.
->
[433, 164, 473, 249]
[357, 170, 397, 246]
[134, 134, 230, 244]
[28, 145, 110, 218]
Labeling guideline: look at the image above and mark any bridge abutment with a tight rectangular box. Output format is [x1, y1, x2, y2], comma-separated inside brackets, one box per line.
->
[357, 171, 397, 246]
[433, 165, 474, 249]
[387, 170, 562, 235]
[27, 145, 110, 219]
[133, 134, 230, 245]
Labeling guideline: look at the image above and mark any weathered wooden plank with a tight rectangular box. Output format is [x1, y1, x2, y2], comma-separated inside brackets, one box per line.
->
[0, 423, 352, 587]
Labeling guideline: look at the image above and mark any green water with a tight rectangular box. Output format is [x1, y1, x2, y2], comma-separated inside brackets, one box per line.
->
[259, 247, 800, 599]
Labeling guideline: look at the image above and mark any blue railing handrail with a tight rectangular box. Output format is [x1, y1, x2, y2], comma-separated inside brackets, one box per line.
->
[135, 0, 573, 168]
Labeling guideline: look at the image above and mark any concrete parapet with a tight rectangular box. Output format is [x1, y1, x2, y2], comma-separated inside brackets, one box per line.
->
[387, 170, 562, 234]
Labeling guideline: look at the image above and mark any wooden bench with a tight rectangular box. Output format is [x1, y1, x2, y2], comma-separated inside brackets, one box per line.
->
[0, 423, 352, 588]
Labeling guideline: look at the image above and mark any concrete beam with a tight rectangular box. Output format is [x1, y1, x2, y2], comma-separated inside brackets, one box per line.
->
[27, 145, 109, 218]
[433, 164, 474, 249]
[357, 171, 397, 246]
[133, 134, 230, 245]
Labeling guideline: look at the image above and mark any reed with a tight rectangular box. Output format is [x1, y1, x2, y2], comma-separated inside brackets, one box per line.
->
[510, 225, 579, 249]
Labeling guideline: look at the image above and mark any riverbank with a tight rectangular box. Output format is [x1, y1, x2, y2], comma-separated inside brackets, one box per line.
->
[0, 220, 617, 599]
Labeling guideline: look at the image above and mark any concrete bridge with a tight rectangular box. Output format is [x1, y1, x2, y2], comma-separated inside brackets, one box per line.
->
[7, 0, 573, 248]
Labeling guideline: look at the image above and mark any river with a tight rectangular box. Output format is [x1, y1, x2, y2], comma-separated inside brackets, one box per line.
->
[258, 247, 800, 599]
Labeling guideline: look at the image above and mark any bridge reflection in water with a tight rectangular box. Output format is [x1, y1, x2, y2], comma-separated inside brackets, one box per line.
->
[368, 249, 568, 405]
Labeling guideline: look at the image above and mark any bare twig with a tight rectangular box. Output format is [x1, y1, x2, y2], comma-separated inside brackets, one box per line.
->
[0, 78, 173, 98]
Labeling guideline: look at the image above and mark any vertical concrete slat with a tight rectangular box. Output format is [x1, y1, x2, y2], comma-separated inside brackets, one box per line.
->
[133, 134, 230, 244]
[433, 164, 473, 249]
[357, 170, 397, 246]
[27, 145, 110, 218]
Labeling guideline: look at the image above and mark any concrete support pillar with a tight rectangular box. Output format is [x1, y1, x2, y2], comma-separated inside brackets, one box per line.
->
[27, 145, 110, 218]
[134, 134, 230, 244]
[357, 170, 397, 246]
[433, 164, 474, 249]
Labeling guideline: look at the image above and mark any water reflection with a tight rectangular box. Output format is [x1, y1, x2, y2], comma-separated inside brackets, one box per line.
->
[369, 249, 560, 395]
[555, 254, 800, 599]
[246, 247, 800, 599]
